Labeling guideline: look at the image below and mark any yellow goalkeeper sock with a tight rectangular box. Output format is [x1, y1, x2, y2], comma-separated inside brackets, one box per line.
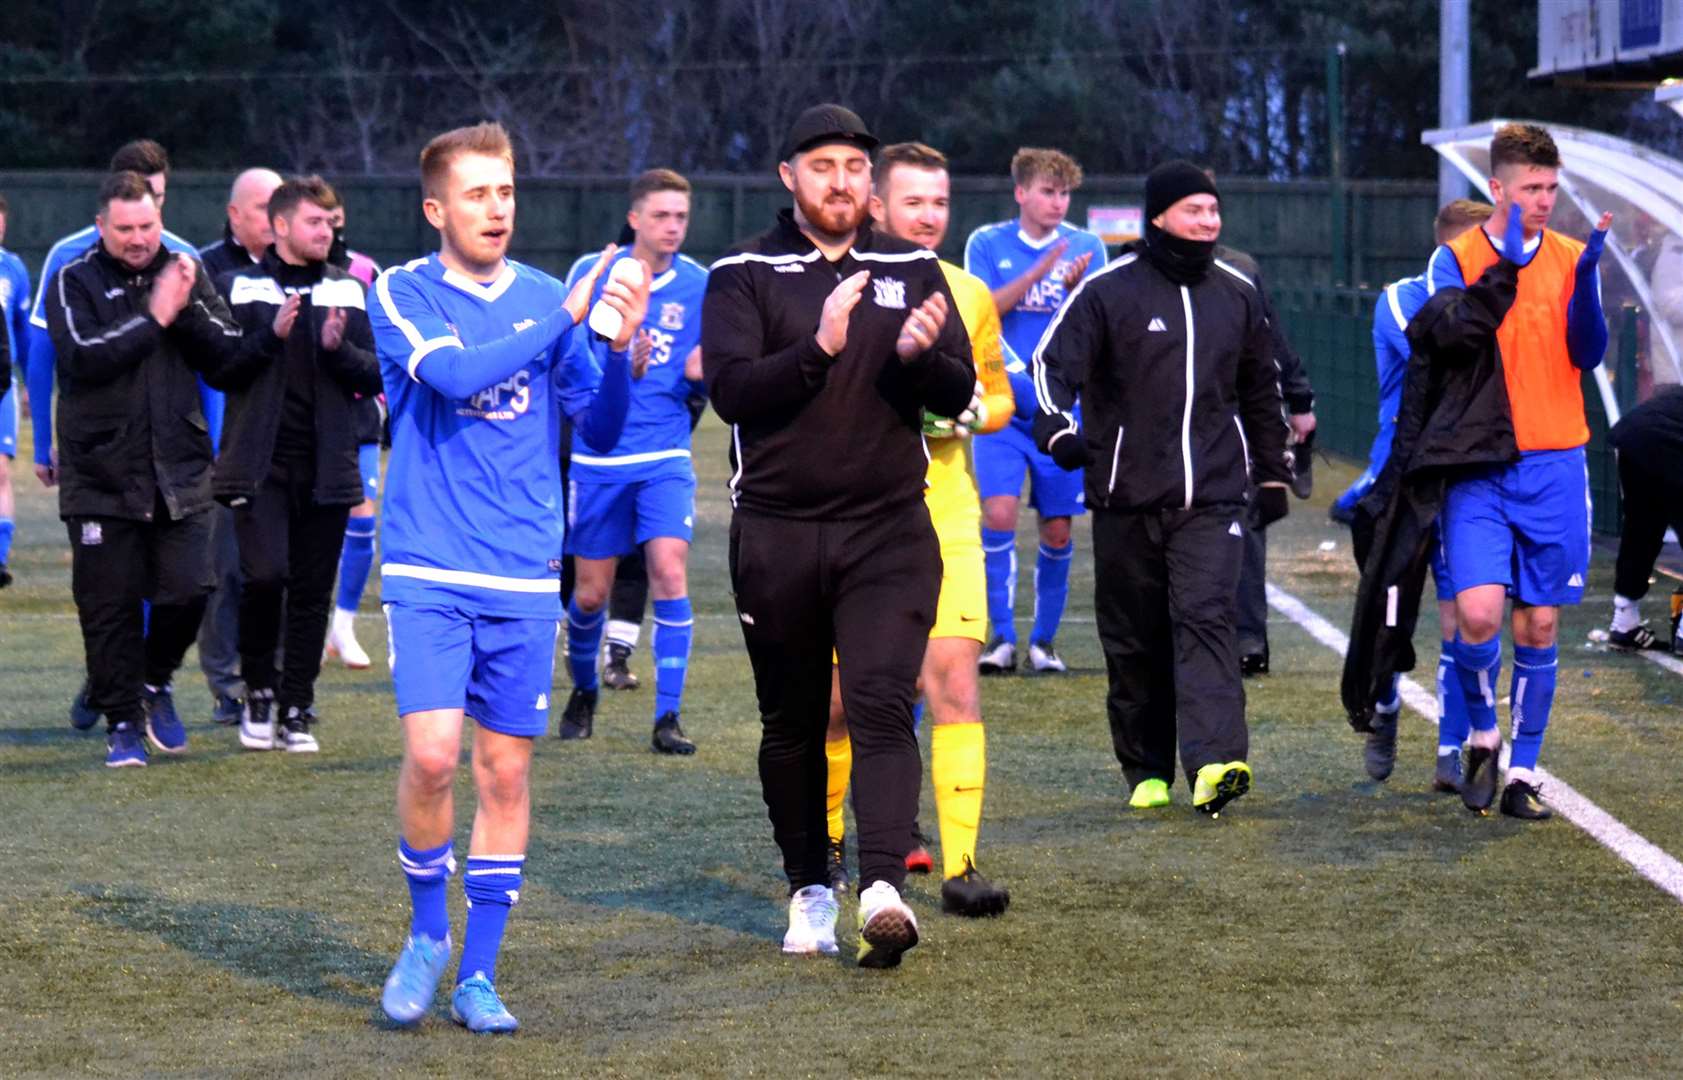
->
[825, 733, 851, 845]
[931, 722, 985, 880]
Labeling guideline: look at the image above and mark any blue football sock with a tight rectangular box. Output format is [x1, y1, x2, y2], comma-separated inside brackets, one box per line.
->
[458, 855, 523, 985]
[335, 516, 377, 612]
[1451, 636, 1503, 735]
[0, 518, 14, 566]
[1030, 541, 1073, 645]
[1436, 640, 1470, 751]
[398, 838, 454, 942]
[1377, 674, 1401, 713]
[566, 599, 603, 693]
[1508, 644, 1559, 773]
[981, 528, 1017, 644]
[651, 597, 693, 721]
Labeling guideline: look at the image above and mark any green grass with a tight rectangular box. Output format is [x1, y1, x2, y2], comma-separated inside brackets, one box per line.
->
[4, 418, 1683, 1077]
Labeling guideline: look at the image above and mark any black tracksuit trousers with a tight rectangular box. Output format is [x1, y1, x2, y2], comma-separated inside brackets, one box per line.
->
[1093, 504, 1249, 790]
[66, 496, 212, 729]
[1614, 452, 1683, 602]
[729, 501, 940, 894]
[234, 464, 350, 710]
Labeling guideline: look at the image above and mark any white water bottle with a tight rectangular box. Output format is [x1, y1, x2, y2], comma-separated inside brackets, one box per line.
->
[587, 257, 646, 341]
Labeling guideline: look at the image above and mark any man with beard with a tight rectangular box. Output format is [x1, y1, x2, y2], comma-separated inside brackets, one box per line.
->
[214, 175, 383, 753]
[1031, 160, 1291, 816]
[702, 105, 974, 967]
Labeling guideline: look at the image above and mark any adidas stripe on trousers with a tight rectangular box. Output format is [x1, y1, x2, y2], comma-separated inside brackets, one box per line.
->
[729, 501, 940, 894]
[1092, 505, 1249, 790]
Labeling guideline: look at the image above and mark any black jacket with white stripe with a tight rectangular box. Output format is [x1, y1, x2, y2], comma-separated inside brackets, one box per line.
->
[1031, 244, 1291, 513]
[212, 248, 381, 508]
[46, 244, 246, 522]
[701, 209, 974, 520]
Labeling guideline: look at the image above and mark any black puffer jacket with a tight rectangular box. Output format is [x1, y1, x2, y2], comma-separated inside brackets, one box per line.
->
[46, 244, 247, 522]
[1030, 245, 1291, 511]
[213, 248, 381, 507]
[1341, 256, 1520, 731]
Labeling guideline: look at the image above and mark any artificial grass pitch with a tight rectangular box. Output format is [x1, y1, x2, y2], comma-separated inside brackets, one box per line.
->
[2, 421, 1682, 1076]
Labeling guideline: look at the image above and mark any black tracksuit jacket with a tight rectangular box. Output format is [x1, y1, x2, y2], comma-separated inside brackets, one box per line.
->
[700, 209, 975, 520]
[1340, 257, 1521, 730]
[1030, 245, 1292, 511]
[46, 244, 248, 522]
[212, 248, 382, 508]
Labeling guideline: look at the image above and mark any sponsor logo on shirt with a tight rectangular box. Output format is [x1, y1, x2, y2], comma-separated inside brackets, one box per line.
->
[658, 302, 685, 331]
[512, 318, 536, 332]
[872, 277, 907, 310]
[774, 263, 804, 274]
[457, 368, 532, 421]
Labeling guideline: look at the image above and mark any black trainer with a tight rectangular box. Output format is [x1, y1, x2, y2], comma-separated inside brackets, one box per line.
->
[1239, 649, 1270, 677]
[602, 643, 640, 690]
[826, 837, 850, 895]
[1364, 709, 1399, 781]
[1461, 739, 1502, 813]
[650, 712, 695, 755]
[559, 688, 598, 740]
[1499, 778, 1552, 821]
[941, 858, 1011, 918]
[1607, 622, 1662, 651]
[1432, 752, 1464, 794]
[0, 564, 12, 589]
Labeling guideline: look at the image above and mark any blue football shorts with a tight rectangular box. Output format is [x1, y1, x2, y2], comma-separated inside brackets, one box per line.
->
[567, 472, 695, 559]
[1441, 447, 1590, 607]
[973, 423, 1086, 518]
[384, 602, 558, 737]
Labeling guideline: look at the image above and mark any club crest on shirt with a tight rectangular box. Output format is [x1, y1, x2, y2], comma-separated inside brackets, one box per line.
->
[658, 302, 685, 331]
[872, 277, 907, 310]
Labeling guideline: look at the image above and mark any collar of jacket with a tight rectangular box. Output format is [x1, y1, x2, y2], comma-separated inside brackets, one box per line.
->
[222, 221, 260, 266]
[772, 206, 880, 257]
[94, 243, 172, 283]
[1142, 222, 1216, 285]
[260, 245, 327, 289]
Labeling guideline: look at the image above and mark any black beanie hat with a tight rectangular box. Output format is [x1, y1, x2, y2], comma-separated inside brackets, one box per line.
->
[1145, 160, 1219, 221]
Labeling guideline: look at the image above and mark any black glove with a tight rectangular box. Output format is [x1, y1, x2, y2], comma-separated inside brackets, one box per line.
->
[1047, 430, 1092, 471]
[1253, 484, 1289, 528]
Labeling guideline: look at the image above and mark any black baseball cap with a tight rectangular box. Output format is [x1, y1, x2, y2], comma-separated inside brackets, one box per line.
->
[780, 104, 878, 162]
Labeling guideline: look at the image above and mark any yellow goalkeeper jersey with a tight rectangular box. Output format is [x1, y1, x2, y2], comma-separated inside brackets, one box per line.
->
[925, 261, 1015, 535]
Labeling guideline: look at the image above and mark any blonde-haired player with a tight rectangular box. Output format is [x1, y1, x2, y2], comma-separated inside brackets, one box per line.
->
[825, 141, 1015, 916]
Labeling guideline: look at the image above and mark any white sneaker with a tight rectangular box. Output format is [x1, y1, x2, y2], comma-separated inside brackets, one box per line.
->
[1027, 640, 1068, 673]
[781, 884, 839, 956]
[857, 880, 919, 969]
[978, 637, 1016, 674]
[239, 692, 276, 751]
[325, 609, 371, 669]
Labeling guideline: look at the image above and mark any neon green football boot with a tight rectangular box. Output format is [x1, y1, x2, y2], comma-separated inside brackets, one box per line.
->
[1192, 761, 1252, 817]
[1128, 778, 1171, 809]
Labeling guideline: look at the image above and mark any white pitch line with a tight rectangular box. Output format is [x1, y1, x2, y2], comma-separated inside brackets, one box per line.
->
[1266, 581, 1683, 906]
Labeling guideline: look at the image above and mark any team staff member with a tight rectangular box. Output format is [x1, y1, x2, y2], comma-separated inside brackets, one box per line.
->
[825, 140, 1014, 917]
[1603, 386, 1683, 651]
[703, 104, 974, 968]
[46, 171, 248, 768]
[1033, 161, 1291, 816]
[1425, 124, 1609, 820]
[198, 167, 285, 728]
[215, 176, 383, 754]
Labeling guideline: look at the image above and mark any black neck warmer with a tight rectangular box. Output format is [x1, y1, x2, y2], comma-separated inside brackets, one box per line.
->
[1143, 222, 1215, 285]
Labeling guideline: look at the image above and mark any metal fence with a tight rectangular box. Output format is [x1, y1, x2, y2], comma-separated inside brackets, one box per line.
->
[1272, 287, 1638, 534]
[0, 170, 1436, 287]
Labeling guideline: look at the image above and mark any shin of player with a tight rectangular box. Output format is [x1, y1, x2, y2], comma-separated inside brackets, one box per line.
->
[822, 142, 1014, 916]
[1425, 124, 1609, 820]
[561, 170, 706, 754]
[371, 123, 646, 1032]
[964, 148, 1103, 675]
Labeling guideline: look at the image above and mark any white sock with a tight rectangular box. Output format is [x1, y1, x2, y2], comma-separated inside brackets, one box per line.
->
[606, 618, 641, 651]
[1611, 595, 1640, 633]
[1469, 726, 1501, 751]
[1506, 765, 1537, 788]
[333, 607, 356, 631]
